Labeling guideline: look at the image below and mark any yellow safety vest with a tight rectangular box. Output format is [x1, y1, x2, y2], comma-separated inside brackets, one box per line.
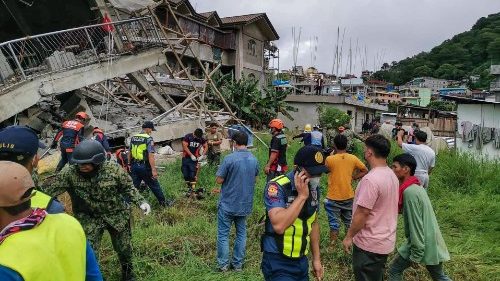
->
[0, 213, 86, 281]
[266, 175, 317, 258]
[130, 133, 151, 161]
[31, 190, 53, 209]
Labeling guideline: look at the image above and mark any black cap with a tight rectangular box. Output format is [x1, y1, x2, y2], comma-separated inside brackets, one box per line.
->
[294, 146, 329, 176]
[0, 126, 46, 157]
[142, 121, 156, 131]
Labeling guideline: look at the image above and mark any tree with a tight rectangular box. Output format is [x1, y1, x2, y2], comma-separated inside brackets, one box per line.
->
[427, 100, 456, 111]
[413, 65, 433, 77]
[316, 105, 351, 130]
[488, 38, 500, 64]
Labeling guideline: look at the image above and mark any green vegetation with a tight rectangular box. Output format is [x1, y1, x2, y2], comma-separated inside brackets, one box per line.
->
[427, 100, 457, 111]
[208, 72, 297, 128]
[98, 137, 500, 280]
[374, 12, 500, 89]
[317, 105, 351, 129]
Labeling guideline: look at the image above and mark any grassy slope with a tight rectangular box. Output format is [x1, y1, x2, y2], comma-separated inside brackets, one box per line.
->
[98, 136, 500, 281]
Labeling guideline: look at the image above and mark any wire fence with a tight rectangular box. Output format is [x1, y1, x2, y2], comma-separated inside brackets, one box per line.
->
[0, 16, 162, 91]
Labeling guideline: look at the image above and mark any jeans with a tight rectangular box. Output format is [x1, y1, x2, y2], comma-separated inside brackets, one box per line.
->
[352, 244, 388, 281]
[56, 149, 73, 172]
[261, 251, 309, 281]
[130, 162, 166, 204]
[324, 198, 353, 231]
[388, 254, 452, 281]
[181, 157, 197, 182]
[217, 208, 247, 269]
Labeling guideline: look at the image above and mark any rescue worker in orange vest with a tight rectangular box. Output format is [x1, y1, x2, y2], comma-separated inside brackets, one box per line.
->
[52, 111, 88, 171]
[0, 161, 103, 281]
[116, 147, 131, 174]
[92, 127, 112, 160]
[264, 119, 288, 182]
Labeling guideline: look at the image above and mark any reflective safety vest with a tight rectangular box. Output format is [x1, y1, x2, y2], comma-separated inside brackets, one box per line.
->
[130, 133, 151, 161]
[0, 213, 86, 281]
[31, 190, 53, 209]
[311, 131, 323, 146]
[265, 175, 318, 258]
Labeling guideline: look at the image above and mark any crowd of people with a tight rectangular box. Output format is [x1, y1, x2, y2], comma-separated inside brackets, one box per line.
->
[0, 113, 451, 281]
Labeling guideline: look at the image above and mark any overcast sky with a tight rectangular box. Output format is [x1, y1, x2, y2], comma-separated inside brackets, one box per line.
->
[194, 0, 500, 76]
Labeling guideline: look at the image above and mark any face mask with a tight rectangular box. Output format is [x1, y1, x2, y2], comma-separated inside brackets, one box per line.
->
[308, 177, 320, 189]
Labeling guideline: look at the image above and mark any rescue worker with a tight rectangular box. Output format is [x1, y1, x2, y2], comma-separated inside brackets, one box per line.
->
[92, 127, 112, 159]
[292, 124, 312, 146]
[182, 128, 208, 198]
[0, 126, 64, 213]
[52, 111, 87, 171]
[41, 140, 151, 281]
[311, 124, 325, 149]
[0, 161, 103, 281]
[116, 147, 131, 174]
[129, 121, 169, 207]
[264, 119, 288, 182]
[261, 145, 328, 281]
[206, 123, 223, 166]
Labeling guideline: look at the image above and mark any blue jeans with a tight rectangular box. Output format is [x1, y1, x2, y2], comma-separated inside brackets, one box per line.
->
[261, 252, 309, 281]
[130, 162, 166, 204]
[388, 254, 452, 281]
[324, 199, 353, 231]
[217, 208, 247, 269]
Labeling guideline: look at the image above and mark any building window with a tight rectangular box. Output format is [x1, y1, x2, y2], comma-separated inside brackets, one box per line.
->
[247, 39, 256, 57]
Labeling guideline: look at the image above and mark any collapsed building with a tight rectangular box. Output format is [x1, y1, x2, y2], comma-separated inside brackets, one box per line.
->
[0, 0, 280, 150]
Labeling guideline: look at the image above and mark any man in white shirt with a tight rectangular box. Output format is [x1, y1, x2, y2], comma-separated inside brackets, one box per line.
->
[397, 130, 435, 188]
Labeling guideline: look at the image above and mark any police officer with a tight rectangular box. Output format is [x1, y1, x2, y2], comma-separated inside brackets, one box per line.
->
[129, 121, 168, 207]
[292, 124, 312, 146]
[265, 119, 288, 182]
[262, 145, 327, 281]
[0, 161, 103, 281]
[311, 124, 325, 149]
[181, 128, 208, 198]
[0, 126, 64, 213]
[92, 127, 111, 159]
[41, 140, 150, 281]
[52, 111, 88, 171]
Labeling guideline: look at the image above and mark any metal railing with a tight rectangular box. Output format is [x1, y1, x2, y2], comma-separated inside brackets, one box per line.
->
[0, 16, 163, 90]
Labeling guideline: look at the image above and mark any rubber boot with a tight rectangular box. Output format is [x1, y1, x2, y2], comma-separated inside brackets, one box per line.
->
[121, 263, 136, 281]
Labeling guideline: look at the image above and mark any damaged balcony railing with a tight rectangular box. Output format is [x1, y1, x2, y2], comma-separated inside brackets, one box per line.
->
[0, 16, 163, 91]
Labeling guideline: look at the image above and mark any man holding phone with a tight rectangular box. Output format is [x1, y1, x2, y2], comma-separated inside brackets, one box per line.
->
[261, 146, 328, 281]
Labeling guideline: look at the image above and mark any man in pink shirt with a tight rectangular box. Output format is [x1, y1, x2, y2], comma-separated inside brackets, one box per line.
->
[342, 134, 399, 281]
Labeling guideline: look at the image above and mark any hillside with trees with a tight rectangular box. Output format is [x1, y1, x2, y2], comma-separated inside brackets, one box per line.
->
[373, 12, 500, 88]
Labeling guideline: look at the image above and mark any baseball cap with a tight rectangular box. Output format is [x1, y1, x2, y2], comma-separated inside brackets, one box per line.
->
[0, 126, 46, 157]
[293, 146, 329, 176]
[142, 121, 156, 131]
[0, 161, 35, 207]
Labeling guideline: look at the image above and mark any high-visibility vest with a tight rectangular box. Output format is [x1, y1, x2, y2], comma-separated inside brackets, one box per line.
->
[130, 133, 151, 161]
[265, 175, 317, 258]
[0, 213, 86, 281]
[31, 191, 53, 209]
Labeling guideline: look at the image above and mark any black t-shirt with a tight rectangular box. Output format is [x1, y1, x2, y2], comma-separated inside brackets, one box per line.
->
[269, 133, 287, 169]
[183, 133, 207, 157]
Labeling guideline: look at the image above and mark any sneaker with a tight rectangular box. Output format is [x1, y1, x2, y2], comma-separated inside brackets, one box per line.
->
[218, 266, 229, 272]
[230, 264, 243, 272]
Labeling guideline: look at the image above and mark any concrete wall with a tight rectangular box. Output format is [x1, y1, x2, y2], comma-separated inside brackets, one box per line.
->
[456, 103, 500, 159]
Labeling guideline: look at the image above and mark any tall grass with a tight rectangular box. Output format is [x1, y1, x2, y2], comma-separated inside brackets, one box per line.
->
[96, 134, 500, 281]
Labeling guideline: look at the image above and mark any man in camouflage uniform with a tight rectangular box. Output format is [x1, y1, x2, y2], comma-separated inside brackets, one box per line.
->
[42, 140, 151, 281]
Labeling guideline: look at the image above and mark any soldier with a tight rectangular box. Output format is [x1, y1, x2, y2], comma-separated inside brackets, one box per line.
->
[42, 140, 151, 281]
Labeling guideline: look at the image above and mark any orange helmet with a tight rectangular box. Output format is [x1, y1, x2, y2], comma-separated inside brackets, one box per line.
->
[75, 112, 88, 120]
[269, 119, 284, 130]
[338, 126, 345, 132]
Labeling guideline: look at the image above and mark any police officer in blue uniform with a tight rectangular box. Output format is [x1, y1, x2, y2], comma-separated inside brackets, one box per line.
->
[262, 146, 328, 281]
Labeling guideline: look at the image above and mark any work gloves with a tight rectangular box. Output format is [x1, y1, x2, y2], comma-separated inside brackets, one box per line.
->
[198, 155, 206, 161]
[190, 155, 197, 162]
[140, 202, 151, 215]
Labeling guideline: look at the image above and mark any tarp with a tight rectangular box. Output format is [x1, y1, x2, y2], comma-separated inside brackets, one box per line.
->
[108, 0, 155, 12]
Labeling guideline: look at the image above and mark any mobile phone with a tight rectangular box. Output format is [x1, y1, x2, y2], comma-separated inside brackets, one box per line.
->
[295, 166, 303, 174]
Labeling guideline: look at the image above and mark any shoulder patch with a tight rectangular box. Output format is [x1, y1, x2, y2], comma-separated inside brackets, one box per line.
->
[267, 183, 279, 198]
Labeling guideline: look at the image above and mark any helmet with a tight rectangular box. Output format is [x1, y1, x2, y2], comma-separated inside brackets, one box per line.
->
[313, 124, 320, 130]
[0, 161, 35, 207]
[71, 140, 106, 165]
[268, 119, 284, 130]
[75, 112, 88, 120]
[304, 124, 312, 132]
[338, 126, 345, 132]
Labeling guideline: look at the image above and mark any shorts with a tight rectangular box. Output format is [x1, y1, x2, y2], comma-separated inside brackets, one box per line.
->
[324, 198, 353, 231]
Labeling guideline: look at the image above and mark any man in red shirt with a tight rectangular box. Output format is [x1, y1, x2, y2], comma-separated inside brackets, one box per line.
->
[182, 128, 208, 198]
